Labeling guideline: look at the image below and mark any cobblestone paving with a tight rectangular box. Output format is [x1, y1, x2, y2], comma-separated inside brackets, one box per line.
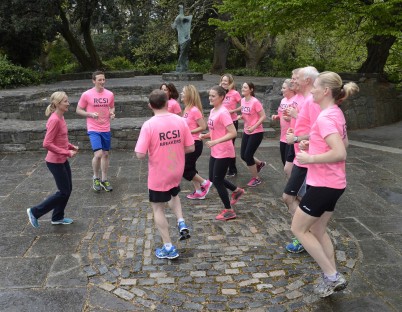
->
[77, 149, 359, 311]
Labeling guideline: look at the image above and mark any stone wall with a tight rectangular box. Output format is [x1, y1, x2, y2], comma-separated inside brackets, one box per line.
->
[263, 74, 402, 130]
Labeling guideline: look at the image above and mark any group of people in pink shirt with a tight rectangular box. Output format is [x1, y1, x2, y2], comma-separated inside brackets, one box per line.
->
[27, 68, 360, 298]
[273, 66, 359, 297]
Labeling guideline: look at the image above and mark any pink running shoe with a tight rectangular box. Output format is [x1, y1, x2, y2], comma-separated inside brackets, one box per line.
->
[247, 177, 262, 187]
[201, 180, 213, 197]
[256, 161, 266, 173]
[187, 191, 206, 200]
[215, 209, 237, 221]
[230, 188, 245, 205]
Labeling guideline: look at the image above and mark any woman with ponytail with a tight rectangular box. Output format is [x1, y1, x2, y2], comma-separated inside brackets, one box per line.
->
[291, 72, 359, 297]
[27, 91, 79, 228]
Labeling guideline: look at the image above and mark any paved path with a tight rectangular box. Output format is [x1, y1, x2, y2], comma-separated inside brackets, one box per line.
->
[0, 121, 401, 311]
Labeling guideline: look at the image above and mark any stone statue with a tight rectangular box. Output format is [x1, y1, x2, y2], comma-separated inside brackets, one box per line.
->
[171, 5, 192, 72]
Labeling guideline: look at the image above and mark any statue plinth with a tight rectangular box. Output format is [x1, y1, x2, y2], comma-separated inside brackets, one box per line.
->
[162, 72, 203, 81]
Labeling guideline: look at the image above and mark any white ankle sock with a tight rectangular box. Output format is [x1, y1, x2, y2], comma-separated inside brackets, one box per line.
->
[325, 272, 338, 281]
[164, 243, 172, 250]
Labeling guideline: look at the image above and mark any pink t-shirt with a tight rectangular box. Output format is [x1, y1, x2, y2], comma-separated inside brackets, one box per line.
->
[290, 93, 305, 129]
[293, 94, 321, 168]
[43, 113, 74, 163]
[207, 107, 235, 158]
[167, 99, 182, 115]
[222, 89, 241, 121]
[241, 96, 264, 134]
[135, 113, 194, 191]
[78, 87, 115, 132]
[306, 105, 347, 189]
[183, 106, 203, 141]
[278, 96, 294, 143]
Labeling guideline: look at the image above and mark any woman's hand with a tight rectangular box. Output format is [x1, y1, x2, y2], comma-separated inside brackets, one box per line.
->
[205, 140, 216, 148]
[296, 150, 312, 164]
[299, 140, 309, 151]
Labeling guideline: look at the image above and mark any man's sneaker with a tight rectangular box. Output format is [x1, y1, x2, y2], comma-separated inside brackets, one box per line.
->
[178, 221, 191, 240]
[247, 177, 262, 187]
[201, 180, 213, 197]
[93, 178, 101, 192]
[230, 188, 245, 205]
[187, 191, 206, 200]
[315, 273, 348, 297]
[27, 208, 39, 228]
[257, 161, 266, 173]
[155, 245, 179, 259]
[215, 209, 237, 221]
[100, 180, 113, 192]
[51, 218, 74, 225]
[286, 238, 305, 253]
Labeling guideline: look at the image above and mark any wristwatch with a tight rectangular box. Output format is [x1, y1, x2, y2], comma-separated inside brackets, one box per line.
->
[293, 136, 298, 143]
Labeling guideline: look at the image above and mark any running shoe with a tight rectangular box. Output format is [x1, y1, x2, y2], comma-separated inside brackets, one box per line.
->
[100, 180, 113, 192]
[315, 273, 348, 297]
[215, 209, 237, 221]
[226, 170, 237, 177]
[27, 208, 39, 228]
[256, 161, 266, 173]
[230, 188, 245, 205]
[201, 180, 213, 197]
[51, 218, 74, 225]
[178, 221, 191, 240]
[286, 238, 305, 253]
[155, 245, 179, 259]
[247, 177, 262, 187]
[93, 178, 101, 192]
[187, 191, 206, 200]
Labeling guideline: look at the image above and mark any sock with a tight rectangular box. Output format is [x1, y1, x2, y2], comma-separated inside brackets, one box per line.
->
[164, 243, 172, 251]
[93, 176, 99, 179]
[201, 180, 208, 186]
[325, 272, 338, 281]
[196, 189, 203, 194]
[177, 218, 184, 224]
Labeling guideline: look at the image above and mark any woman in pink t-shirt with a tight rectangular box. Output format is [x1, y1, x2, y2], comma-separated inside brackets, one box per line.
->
[220, 74, 241, 177]
[291, 72, 359, 297]
[181, 85, 212, 199]
[200, 86, 245, 221]
[160, 82, 182, 115]
[26, 92, 79, 228]
[271, 79, 296, 168]
[239, 82, 267, 187]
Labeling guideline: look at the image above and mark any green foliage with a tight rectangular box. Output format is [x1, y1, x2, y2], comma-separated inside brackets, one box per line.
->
[45, 39, 78, 73]
[189, 59, 212, 73]
[0, 55, 40, 89]
[104, 57, 135, 70]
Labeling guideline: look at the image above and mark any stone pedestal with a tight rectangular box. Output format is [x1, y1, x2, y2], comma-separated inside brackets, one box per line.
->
[162, 72, 203, 81]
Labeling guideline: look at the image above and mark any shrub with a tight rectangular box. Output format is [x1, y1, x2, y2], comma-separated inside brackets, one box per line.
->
[0, 55, 40, 89]
[104, 57, 135, 70]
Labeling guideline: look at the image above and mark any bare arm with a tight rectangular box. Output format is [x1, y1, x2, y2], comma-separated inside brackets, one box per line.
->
[184, 144, 195, 154]
[191, 117, 207, 134]
[136, 152, 146, 159]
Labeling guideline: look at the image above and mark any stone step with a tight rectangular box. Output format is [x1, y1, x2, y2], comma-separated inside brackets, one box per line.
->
[0, 117, 277, 152]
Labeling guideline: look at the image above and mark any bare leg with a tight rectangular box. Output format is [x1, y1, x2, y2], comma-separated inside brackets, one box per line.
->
[284, 161, 294, 179]
[92, 150, 102, 178]
[248, 164, 259, 179]
[291, 208, 337, 275]
[282, 193, 300, 216]
[100, 151, 110, 181]
[151, 202, 171, 244]
[167, 195, 184, 220]
[191, 174, 205, 191]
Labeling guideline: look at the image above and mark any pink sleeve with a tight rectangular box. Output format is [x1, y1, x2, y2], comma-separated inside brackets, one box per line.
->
[43, 119, 70, 156]
[234, 91, 241, 102]
[317, 116, 338, 139]
[183, 121, 195, 147]
[135, 122, 150, 154]
[222, 110, 234, 128]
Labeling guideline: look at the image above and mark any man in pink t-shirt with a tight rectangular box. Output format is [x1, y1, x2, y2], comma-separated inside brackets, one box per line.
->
[135, 90, 194, 259]
[77, 71, 115, 193]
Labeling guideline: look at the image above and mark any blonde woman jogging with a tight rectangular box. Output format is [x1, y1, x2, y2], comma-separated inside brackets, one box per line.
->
[27, 92, 78, 228]
[291, 71, 359, 297]
[181, 85, 212, 199]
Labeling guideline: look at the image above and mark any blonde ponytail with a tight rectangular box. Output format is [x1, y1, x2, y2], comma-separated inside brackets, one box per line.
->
[45, 91, 66, 116]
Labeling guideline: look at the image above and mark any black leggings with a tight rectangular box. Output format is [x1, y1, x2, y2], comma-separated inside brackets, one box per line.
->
[183, 140, 203, 181]
[228, 120, 239, 173]
[240, 132, 264, 166]
[209, 157, 237, 208]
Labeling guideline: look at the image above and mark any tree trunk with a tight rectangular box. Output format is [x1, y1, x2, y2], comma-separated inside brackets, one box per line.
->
[81, 17, 103, 70]
[211, 29, 230, 74]
[56, 3, 94, 71]
[358, 35, 396, 74]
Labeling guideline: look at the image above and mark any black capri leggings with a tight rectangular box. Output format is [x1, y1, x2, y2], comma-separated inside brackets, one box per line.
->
[209, 157, 237, 208]
[183, 140, 203, 181]
[240, 132, 264, 166]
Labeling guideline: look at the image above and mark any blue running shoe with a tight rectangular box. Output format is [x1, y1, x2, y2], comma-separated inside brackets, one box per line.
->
[286, 238, 305, 253]
[178, 221, 191, 240]
[155, 245, 179, 259]
[51, 218, 74, 225]
[27, 208, 39, 228]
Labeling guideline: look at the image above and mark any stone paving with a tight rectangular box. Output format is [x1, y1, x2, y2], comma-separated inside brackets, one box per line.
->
[1, 127, 402, 311]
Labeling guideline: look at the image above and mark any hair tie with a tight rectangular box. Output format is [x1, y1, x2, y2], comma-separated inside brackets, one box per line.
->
[341, 84, 344, 90]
